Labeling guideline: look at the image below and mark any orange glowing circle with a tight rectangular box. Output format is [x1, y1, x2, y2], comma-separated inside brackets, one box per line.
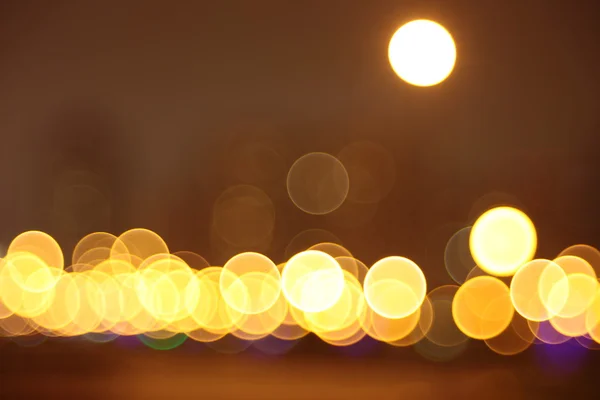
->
[452, 276, 514, 340]
[307, 242, 353, 259]
[388, 296, 434, 347]
[172, 251, 210, 271]
[8, 231, 64, 270]
[558, 244, 600, 276]
[585, 288, 600, 344]
[72, 232, 128, 265]
[111, 228, 169, 266]
[365, 304, 421, 343]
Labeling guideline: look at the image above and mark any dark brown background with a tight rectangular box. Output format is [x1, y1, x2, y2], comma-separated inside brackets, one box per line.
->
[0, 0, 599, 398]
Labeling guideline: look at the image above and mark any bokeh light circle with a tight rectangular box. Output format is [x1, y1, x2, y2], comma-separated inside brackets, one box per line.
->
[281, 250, 345, 313]
[470, 206, 537, 277]
[286, 152, 349, 215]
[452, 276, 514, 340]
[388, 19, 456, 87]
[364, 256, 426, 319]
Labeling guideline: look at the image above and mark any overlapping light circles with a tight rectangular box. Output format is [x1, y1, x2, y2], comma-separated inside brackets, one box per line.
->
[510, 259, 566, 321]
[2, 206, 600, 358]
[470, 206, 537, 277]
[281, 250, 345, 313]
[220, 252, 280, 315]
[364, 256, 426, 319]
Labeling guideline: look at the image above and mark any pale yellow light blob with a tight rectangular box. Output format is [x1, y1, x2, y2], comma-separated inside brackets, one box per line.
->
[72, 232, 128, 265]
[192, 267, 244, 334]
[111, 228, 169, 266]
[66, 272, 105, 335]
[304, 272, 364, 335]
[32, 272, 80, 331]
[232, 276, 287, 337]
[388, 19, 456, 87]
[452, 276, 514, 340]
[547, 273, 597, 319]
[363, 256, 426, 319]
[0, 252, 58, 318]
[281, 250, 345, 313]
[7, 231, 64, 270]
[510, 259, 566, 321]
[584, 288, 600, 344]
[539, 256, 597, 319]
[136, 258, 199, 323]
[470, 207, 537, 277]
[315, 276, 367, 343]
[220, 252, 280, 315]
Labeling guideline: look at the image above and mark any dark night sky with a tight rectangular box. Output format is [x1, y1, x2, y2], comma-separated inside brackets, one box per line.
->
[0, 0, 598, 285]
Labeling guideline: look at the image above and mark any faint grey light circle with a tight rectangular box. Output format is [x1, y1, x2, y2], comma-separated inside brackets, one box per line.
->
[286, 152, 349, 215]
[444, 226, 475, 284]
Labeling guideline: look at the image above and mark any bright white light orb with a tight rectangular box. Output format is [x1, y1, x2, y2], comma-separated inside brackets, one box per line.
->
[388, 19, 457, 87]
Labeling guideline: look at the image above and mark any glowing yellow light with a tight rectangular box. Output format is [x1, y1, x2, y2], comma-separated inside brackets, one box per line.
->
[470, 207, 537, 277]
[305, 272, 364, 335]
[72, 232, 128, 265]
[363, 256, 426, 319]
[547, 273, 597, 319]
[510, 259, 566, 321]
[281, 250, 345, 313]
[388, 19, 456, 87]
[7, 231, 64, 270]
[220, 252, 281, 315]
[111, 228, 169, 266]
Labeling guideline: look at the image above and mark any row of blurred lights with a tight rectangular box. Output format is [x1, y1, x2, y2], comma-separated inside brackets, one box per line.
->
[1, 206, 599, 358]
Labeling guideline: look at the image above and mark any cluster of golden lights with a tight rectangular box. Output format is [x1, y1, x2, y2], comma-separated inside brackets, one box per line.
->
[1, 205, 599, 356]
